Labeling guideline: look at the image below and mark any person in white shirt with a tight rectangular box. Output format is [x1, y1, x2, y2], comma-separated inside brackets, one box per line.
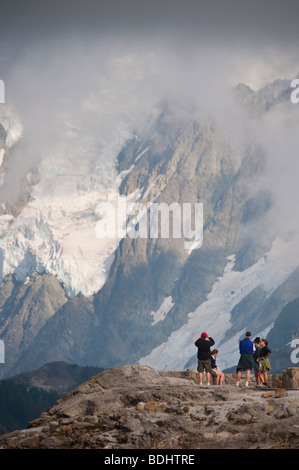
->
[210, 349, 224, 385]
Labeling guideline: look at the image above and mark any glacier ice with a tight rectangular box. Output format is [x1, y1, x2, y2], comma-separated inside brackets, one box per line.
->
[0, 108, 135, 297]
[151, 296, 174, 326]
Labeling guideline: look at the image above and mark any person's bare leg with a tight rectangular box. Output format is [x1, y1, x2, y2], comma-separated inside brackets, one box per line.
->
[235, 370, 241, 385]
[263, 371, 268, 385]
[255, 369, 260, 385]
[206, 372, 211, 385]
[245, 369, 250, 386]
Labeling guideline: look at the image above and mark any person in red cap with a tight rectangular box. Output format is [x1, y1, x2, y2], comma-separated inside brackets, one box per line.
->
[195, 332, 215, 386]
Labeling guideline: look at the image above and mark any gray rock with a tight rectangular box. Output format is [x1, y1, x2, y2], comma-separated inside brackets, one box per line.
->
[0, 365, 298, 449]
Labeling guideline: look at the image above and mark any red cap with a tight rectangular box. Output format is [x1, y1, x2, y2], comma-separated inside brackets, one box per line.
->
[201, 332, 207, 339]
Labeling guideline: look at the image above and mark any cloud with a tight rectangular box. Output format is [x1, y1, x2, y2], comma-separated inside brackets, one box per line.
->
[0, 1, 299, 251]
[256, 101, 299, 237]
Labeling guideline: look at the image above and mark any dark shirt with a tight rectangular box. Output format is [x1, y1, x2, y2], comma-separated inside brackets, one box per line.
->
[253, 346, 260, 361]
[259, 346, 271, 358]
[195, 337, 215, 360]
[211, 355, 217, 369]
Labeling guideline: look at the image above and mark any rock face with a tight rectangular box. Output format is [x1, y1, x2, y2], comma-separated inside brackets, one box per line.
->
[282, 368, 299, 389]
[0, 365, 298, 450]
[0, 273, 68, 378]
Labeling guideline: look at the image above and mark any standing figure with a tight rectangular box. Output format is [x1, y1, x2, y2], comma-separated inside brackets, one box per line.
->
[257, 339, 272, 387]
[195, 332, 215, 386]
[235, 331, 255, 387]
[253, 337, 261, 386]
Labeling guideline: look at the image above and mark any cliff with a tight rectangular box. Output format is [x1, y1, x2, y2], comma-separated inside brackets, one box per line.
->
[0, 364, 298, 450]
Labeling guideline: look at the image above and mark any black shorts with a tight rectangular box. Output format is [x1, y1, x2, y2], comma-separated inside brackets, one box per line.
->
[197, 359, 212, 373]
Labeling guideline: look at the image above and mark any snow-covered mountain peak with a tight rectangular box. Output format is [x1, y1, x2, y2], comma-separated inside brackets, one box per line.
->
[0, 108, 135, 297]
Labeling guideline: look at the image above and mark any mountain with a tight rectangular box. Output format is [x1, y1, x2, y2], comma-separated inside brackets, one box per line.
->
[4, 361, 103, 394]
[0, 78, 298, 379]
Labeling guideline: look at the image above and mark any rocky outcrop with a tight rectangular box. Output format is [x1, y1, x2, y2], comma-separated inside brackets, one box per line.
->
[0, 361, 104, 435]
[282, 368, 299, 389]
[0, 365, 298, 450]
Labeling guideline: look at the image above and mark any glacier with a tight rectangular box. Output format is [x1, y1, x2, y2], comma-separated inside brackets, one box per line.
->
[0, 107, 136, 297]
[0, 50, 165, 299]
[0, 107, 202, 298]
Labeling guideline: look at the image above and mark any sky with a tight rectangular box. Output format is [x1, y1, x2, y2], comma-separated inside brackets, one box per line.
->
[1, 0, 299, 87]
[1, 0, 299, 110]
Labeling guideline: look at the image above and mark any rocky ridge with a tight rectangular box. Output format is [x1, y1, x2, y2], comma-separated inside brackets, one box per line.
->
[0, 364, 298, 450]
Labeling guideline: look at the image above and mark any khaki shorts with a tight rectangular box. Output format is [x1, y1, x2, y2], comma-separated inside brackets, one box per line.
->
[197, 359, 212, 373]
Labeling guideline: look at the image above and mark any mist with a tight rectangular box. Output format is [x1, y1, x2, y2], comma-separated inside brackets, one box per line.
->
[1, 0, 299, 257]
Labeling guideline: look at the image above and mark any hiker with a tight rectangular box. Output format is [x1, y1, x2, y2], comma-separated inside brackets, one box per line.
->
[235, 331, 255, 387]
[253, 337, 261, 386]
[210, 349, 224, 385]
[257, 339, 272, 387]
[195, 332, 215, 386]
